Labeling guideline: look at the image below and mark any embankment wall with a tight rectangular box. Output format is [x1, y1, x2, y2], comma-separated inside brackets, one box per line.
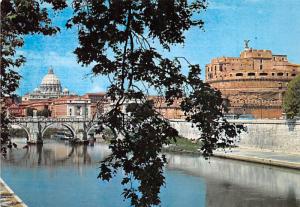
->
[170, 119, 300, 153]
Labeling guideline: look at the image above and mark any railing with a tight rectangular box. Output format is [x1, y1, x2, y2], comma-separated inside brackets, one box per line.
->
[9, 117, 95, 123]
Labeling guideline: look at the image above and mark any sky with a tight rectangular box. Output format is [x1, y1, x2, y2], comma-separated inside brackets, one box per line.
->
[17, 0, 300, 96]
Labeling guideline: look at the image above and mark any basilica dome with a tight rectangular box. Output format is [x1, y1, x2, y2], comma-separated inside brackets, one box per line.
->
[41, 68, 61, 85]
[22, 67, 75, 101]
[39, 68, 62, 95]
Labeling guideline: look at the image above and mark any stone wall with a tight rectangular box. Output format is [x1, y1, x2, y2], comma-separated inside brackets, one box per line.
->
[234, 119, 300, 153]
[170, 119, 300, 153]
[170, 120, 200, 140]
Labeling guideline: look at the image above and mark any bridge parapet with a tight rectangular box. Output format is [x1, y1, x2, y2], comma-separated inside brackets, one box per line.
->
[10, 117, 95, 123]
[9, 117, 99, 143]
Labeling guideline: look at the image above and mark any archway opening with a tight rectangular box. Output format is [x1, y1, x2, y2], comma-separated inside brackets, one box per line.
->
[87, 124, 114, 141]
[9, 124, 30, 142]
[42, 123, 75, 141]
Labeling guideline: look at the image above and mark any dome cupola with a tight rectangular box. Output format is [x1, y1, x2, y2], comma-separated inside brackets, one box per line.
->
[39, 67, 62, 94]
[23, 67, 76, 101]
[41, 68, 61, 85]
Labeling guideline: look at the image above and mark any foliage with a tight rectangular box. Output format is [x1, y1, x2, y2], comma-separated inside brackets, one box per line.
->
[26, 107, 34, 116]
[100, 128, 115, 140]
[1, 0, 67, 156]
[68, 1, 244, 206]
[283, 75, 300, 119]
[9, 128, 28, 138]
[37, 108, 52, 117]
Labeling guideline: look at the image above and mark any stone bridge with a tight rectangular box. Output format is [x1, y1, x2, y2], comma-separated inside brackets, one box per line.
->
[9, 117, 99, 143]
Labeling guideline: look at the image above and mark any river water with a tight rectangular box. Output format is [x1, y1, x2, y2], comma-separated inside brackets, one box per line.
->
[1, 139, 300, 207]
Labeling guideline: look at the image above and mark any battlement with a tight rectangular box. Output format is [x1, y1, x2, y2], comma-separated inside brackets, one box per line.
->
[240, 49, 272, 59]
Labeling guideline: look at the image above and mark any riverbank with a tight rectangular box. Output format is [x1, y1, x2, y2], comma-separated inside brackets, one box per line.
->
[214, 147, 300, 170]
[0, 178, 27, 207]
[100, 136, 300, 170]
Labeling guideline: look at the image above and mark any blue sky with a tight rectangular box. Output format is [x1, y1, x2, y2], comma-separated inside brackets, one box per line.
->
[17, 0, 300, 96]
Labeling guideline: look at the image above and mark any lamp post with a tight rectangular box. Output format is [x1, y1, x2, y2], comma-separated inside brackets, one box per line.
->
[83, 100, 88, 142]
[278, 82, 283, 105]
[84, 100, 87, 120]
[242, 99, 246, 115]
[260, 99, 263, 119]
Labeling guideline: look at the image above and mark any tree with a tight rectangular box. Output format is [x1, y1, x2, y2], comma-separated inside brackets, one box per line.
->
[283, 75, 300, 119]
[26, 107, 34, 117]
[68, 1, 244, 206]
[37, 108, 51, 117]
[1, 0, 67, 156]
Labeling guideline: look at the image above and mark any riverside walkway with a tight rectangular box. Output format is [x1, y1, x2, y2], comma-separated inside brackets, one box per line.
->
[214, 147, 300, 170]
[0, 178, 27, 207]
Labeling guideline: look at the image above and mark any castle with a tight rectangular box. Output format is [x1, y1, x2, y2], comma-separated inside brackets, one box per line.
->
[205, 42, 300, 118]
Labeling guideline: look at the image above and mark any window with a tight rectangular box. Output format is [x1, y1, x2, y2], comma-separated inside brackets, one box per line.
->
[277, 73, 283, 76]
[272, 73, 275, 76]
[291, 74, 296, 77]
[236, 73, 243, 77]
[248, 73, 255, 76]
[259, 73, 268, 76]
[260, 65, 263, 70]
[77, 106, 81, 115]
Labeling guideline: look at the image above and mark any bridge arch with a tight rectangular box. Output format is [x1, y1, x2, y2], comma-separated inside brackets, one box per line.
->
[9, 123, 31, 140]
[87, 123, 100, 136]
[42, 123, 76, 139]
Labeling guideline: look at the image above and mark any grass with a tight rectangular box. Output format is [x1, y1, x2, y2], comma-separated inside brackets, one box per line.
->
[163, 136, 202, 154]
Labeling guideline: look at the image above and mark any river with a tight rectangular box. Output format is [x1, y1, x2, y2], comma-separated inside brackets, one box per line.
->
[1, 138, 300, 207]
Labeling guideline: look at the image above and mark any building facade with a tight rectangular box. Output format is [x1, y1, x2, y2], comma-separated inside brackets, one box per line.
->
[50, 96, 92, 118]
[205, 44, 300, 118]
[149, 96, 185, 120]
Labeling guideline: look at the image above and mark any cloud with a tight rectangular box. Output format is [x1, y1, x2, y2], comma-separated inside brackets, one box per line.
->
[89, 81, 107, 93]
[21, 50, 84, 69]
[207, 1, 237, 10]
[244, 0, 264, 3]
[45, 51, 81, 68]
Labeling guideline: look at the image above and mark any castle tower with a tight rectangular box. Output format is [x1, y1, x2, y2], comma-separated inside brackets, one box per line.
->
[205, 46, 300, 119]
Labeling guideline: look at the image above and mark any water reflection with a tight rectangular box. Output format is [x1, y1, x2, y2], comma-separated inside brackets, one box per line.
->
[3, 138, 111, 167]
[166, 153, 300, 207]
[2, 139, 300, 207]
